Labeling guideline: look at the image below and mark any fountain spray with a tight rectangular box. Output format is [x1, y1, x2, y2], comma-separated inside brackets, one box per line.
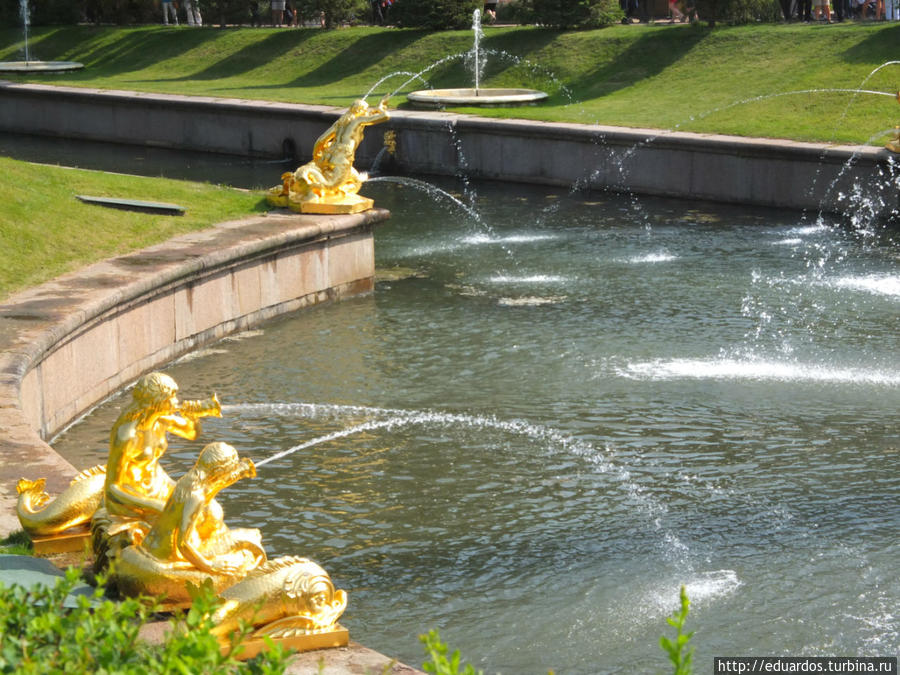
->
[19, 0, 30, 64]
[472, 9, 482, 95]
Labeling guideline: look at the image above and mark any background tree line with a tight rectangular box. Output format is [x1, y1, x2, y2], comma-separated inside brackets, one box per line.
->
[2, 0, 783, 32]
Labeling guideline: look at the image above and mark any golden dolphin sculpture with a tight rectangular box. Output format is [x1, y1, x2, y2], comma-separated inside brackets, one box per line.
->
[210, 556, 348, 641]
[16, 466, 106, 537]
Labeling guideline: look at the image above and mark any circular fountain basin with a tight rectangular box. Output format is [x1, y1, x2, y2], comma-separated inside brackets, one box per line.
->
[407, 87, 547, 108]
[0, 61, 84, 73]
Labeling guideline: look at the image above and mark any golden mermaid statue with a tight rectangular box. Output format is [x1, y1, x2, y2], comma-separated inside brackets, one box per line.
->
[267, 96, 390, 214]
[114, 442, 265, 604]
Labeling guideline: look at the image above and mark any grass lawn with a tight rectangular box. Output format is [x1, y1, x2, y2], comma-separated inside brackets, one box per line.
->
[0, 23, 898, 144]
[0, 157, 268, 300]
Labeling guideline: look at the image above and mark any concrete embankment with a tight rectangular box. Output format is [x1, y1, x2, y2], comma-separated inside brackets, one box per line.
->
[0, 80, 895, 214]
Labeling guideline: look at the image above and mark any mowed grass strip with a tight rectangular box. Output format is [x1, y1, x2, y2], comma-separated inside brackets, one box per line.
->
[0, 156, 267, 300]
[1, 23, 898, 144]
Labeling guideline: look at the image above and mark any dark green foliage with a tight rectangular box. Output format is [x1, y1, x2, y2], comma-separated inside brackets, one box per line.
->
[519, 0, 623, 28]
[390, 0, 481, 29]
[693, 0, 781, 25]
[0, 568, 289, 674]
[659, 585, 694, 675]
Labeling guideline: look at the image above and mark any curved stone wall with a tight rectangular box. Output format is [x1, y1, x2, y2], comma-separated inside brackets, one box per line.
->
[0, 209, 388, 536]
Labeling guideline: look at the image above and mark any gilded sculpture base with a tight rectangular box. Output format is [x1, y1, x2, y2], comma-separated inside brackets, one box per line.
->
[29, 526, 92, 555]
[290, 194, 374, 215]
[225, 626, 349, 661]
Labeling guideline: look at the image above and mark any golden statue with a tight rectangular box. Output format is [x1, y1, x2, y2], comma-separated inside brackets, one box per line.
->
[114, 442, 266, 605]
[93, 372, 221, 569]
[267, 97, 390, 214]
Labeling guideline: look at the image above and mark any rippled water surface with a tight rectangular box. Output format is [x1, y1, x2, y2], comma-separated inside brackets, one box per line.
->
[54, 181, 899, 673]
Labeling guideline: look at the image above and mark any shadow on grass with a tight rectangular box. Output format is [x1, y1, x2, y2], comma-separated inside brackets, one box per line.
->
[171, 29, 318, 81]
[2, 26, 229, 78]
[839, 23, 900, 65]
[564, 25, 709, 101]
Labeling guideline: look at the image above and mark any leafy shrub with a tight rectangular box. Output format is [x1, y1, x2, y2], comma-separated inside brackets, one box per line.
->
[390, 0, 481, 29]
[0, 568, 288, 674]
[519, 0, 624, 28]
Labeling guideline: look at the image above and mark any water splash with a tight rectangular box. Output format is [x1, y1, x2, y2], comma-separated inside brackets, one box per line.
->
[616, 358, 900, 386]
[472, 9, 483, 92]
[19, 0, 30, 63]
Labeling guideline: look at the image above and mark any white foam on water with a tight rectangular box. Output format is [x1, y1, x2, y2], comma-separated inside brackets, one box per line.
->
[774, 238, 803, 246]
[462, 233, 558, 245]
[223, 329, 265, 342]
[498, 295, 567, 306]
[830, 275, 900, 298]
[622, 252, 678, 264]
[616, 358, 900, 386]
[487, 274, 569, 284]
[786, 223, 829, 236]
[623, 570, 741, 629]
[173, 348, 229, 363]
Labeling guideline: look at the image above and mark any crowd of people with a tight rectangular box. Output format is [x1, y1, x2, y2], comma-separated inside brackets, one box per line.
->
[787, 0, 894, 21]
[620, 0, 895, 22]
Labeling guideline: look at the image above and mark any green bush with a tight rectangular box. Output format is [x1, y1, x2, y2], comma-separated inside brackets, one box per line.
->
[390, 0, 481, 29]
[519, 0, 624, 29]
[0, 568, 289, 674]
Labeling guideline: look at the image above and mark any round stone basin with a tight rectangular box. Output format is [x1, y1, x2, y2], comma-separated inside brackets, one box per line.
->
[407, 87, 547, 108]
[0, 61, 84, 73]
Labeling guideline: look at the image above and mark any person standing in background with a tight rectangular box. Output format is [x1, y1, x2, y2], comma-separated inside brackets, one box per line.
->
[183, 0, 202, 25]
[162, 0, 178, 24]
[271, 0, 285, 24]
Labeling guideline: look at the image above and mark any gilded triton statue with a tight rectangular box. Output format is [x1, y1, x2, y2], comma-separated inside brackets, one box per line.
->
[267, 97, 390, 214]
